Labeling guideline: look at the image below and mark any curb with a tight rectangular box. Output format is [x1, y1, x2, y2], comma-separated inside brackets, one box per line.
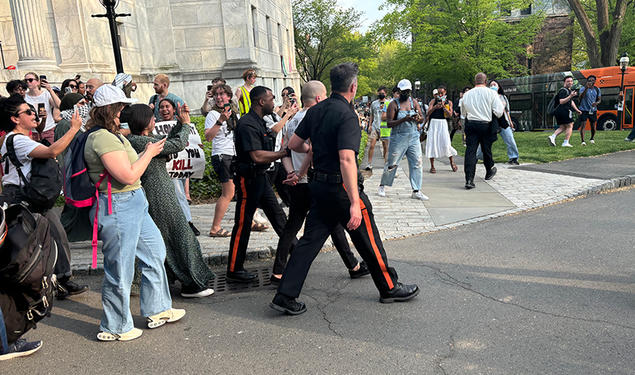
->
[72, 175, 635, 275]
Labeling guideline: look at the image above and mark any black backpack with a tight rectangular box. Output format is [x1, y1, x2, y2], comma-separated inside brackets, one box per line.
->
[4, 134, 63, 213]
[0, 203, 57, 327]
[546, 92, 559, 116]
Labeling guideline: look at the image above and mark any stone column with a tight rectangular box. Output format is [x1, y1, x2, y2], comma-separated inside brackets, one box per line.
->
[9, 0, 58, 70]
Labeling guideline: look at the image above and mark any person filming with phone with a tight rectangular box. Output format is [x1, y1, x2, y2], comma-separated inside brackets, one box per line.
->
[23, 72, 61, 144]
[548, 76, 582, 148]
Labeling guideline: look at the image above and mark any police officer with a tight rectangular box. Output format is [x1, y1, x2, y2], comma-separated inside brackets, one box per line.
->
[227, 86, 293, 283]
[270, 63, 420, 315]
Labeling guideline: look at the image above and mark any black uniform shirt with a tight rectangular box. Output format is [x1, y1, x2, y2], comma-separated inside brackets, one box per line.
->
[295, 93, 360, 174]
[234, 109, 275, 171]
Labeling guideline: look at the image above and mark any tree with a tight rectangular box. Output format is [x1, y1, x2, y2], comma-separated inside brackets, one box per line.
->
[292, 0, 365, 82]
[567, 0, 634, 67]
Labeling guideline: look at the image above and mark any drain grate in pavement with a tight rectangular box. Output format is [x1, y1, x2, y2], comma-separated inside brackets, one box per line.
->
[209, 266, 273, 295]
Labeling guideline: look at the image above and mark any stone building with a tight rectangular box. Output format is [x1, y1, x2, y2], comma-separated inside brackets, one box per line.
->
[0, 0, 300, 110]
[505, 0, 573, 75]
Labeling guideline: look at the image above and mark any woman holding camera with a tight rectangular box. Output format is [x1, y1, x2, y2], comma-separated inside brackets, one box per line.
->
[425, 87, 458, 173]
[84, 85, 184, 341]
[125, 103, 215, 298]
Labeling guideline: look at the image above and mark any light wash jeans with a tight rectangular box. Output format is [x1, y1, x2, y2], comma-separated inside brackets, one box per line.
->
[380, 123, 423, 191]
[173, 179, 192, 222]
[477, 127, 519, 160]
[91, 188, 172, 335]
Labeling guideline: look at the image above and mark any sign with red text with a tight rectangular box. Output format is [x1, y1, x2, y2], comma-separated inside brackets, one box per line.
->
[152, 121, 206, 179]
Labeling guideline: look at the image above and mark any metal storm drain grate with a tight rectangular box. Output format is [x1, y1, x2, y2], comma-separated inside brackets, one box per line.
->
[209, 266, 274, 295]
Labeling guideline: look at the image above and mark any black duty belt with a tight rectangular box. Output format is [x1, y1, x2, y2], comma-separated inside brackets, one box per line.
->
[466, 120, 490, 125]
[313, 171, 343, 184]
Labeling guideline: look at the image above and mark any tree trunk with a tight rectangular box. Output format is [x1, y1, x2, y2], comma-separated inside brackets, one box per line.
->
[567, 0, 602, 67]
[601, 0, 628, 66]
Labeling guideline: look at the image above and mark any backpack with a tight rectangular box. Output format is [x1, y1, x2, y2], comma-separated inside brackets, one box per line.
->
[546, 92, 559, 116]
[62, 127, 116, 269]
[3, 135, 63, 213]
[0, 203, 57, 327]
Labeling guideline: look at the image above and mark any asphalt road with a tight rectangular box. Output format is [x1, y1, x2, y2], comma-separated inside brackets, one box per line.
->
[4, 189, 634, 374]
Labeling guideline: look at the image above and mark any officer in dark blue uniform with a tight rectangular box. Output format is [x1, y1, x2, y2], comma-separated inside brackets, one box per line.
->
[227, 86, 292, 283]
[270, 63, 420, 314]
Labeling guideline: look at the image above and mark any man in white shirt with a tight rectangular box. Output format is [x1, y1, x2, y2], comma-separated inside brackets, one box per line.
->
[460, 72, 505, 189]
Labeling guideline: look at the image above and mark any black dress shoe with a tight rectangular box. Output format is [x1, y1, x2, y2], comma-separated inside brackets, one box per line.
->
[465, 180, 475, 189]
[189, 222, 200, 236]
[512, 159, 520, 165]
[270, 293, 307, 315]
[484, 166, 497, 180]
[349, 261, 370, 279]
[379, 282, 420, 303]
[226, 270, 257, 283]
[57, 279, 89, 300]
[269, 275, 282, 285]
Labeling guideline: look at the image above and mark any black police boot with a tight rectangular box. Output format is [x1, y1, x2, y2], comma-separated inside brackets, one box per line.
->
[57, 278, 89, 300]
[349, 261, 370, 279]
[189, 222, 200, 236]
[484, 166, 497, 180]
[465, 180, 475, 190]
[270, 293, 307, 315]
[226, 269, 257, 283]
[379, 282, 420, 303]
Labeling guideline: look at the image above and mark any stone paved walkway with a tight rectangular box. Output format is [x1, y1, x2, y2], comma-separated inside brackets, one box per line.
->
[69, 142, 622, 272]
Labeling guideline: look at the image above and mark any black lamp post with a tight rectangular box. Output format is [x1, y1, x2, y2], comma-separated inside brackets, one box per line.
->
[618, 52, 630, 130]
[414, 80, 421, 102]
[92, 0, 130, 73]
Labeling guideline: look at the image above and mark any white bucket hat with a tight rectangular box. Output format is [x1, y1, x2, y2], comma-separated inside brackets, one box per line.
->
[93, 84, 137, 107]
[397, 79, 412, 91]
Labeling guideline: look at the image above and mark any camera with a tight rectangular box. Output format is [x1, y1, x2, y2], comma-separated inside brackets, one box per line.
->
[207, 84, 213, 91]
[290, 98, 296, 105]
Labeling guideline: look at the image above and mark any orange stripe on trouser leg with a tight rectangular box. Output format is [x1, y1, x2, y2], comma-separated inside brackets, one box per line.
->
[230, 177, 247, 272]
[359, 199, 394, 290]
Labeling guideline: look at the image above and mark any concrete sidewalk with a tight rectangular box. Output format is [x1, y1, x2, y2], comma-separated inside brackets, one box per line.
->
[69, 142, 634, 272]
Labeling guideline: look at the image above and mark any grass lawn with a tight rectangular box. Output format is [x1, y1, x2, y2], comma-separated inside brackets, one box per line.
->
[450, 129, 635, 164]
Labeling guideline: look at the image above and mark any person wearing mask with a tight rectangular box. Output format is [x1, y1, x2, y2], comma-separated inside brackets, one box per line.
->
[271, 63, 419, 315]
[576, 75, 601, 145]
[112, 73, 137, 99]
[84, 85, 185, 341]
[226, 86, 292, 283]
[149, 74, 184, 121]
[125, 104, 215, 298]
[23, 72, 61, 144]
[425, 86, 458, 173]
[460, 73, 505, 189]
[200, 77, 227, 117]
[548, 76, 582, 148]
[235, 69, 257, 117]
[489, 80, 519, 165]
[271, 80, 369, 285]
[0, 94, 88, 299]
[157, 98, 200, 236]
[6, 80, 27, 97]
[377, 79, 428, 201]
[364, 86, 390, 170]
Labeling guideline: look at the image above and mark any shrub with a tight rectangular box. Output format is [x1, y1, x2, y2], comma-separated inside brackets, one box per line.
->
[190, 116, 222, 201]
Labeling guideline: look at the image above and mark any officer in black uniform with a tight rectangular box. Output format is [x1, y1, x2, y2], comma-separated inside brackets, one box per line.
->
[227, 86, 293, 283]
[270, 63, 420, 315]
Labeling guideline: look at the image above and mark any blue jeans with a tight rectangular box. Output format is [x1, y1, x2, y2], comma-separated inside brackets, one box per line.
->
[91, 188, 172, 334]
[380, 130, 423, 191]
[477, 128, 518, 160]
[173, 179, 192, 222]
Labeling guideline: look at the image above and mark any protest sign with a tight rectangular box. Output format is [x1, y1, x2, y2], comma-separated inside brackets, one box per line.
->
[152, 121, 206, 179]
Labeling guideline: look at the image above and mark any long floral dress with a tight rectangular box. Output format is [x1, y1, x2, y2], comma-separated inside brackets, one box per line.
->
[127, 123, 214, 291]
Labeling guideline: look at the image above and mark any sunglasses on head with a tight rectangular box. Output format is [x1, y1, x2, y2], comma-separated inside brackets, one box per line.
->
[25, 78, 38, 82]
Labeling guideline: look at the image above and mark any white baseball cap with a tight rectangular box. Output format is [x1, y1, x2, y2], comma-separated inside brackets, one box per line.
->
[93, 84, 137, 107]
[397, 79, 412, 91]
[432, 89, 439, 95]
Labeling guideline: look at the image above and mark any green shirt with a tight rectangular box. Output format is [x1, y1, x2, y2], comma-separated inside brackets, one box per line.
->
[84, 128, 141, 193]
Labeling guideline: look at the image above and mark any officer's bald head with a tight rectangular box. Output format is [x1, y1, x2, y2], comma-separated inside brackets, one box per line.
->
[474, 73, 487, 85]
[301, 81, 327, 106]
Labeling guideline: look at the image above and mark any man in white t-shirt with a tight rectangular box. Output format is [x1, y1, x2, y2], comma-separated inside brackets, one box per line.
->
[460, 72, 505, 189]
[23, 72, 61, 144]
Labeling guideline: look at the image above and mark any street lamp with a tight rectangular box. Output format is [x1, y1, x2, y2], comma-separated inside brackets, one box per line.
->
[92, 0, 130, 73]
[618, 53, 629, 129]
[414, 80, 421, 101]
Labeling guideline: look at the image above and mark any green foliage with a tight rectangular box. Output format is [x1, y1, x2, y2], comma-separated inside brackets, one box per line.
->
[358, 130, 369, 165]
[189, 116, 222, 201]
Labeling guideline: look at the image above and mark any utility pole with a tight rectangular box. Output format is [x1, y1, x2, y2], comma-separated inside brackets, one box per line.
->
[92, 0, 130, 73]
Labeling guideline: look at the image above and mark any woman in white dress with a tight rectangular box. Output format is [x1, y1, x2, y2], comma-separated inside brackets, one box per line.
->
[425, 87, 458, 173]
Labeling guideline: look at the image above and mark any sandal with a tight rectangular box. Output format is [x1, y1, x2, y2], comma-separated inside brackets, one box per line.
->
[209, 228, 231, 237]
[430, 167, 436, 174]
[251, 222, 268, 232]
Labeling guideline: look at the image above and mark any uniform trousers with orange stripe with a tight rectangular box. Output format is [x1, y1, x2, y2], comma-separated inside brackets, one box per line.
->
[228, 173, 292, 273]
[278, 181, 398, 298]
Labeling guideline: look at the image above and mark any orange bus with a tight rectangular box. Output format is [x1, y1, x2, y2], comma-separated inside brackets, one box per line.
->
[499, 66, 635, 131]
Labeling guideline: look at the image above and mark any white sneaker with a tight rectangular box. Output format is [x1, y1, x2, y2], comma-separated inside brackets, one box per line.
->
[377, 186, 386, 197]
[581, 141, 586, 146]
[625, 137, 632, 142]
[364, 164, 372, 171]
[590, 139, 595, 144]
[411, 191, 429, 201]
[548, 135, 556, 147]
[562, 142, 573, 147]
[181, 288, 214, 298]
